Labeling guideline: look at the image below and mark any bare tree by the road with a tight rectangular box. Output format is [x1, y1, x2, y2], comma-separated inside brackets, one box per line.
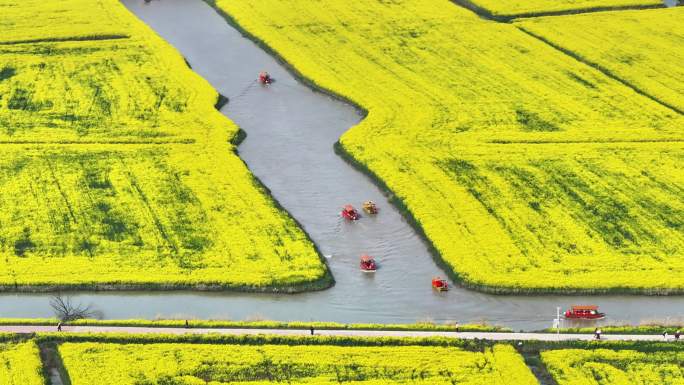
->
[50, 294, 102, 322]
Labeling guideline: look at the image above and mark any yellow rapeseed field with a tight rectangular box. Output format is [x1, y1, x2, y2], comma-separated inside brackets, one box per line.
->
[218, 0, 684, 293]
[59, 342, 537, 384]
[0, 341, 44, 385]
[516, 8, 684, 112]
[0, 0, 224, 143]
[0, 0, 135, 43]
[0, 0, 327, 290]
[463, 0, 663, 18]
[542, 348, 684, 385]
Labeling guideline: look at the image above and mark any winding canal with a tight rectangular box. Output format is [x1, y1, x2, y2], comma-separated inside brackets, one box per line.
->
[1, 0, 683, 331]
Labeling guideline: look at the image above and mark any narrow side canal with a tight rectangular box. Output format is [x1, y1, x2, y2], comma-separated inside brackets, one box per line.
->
[1, 0, 682, 331]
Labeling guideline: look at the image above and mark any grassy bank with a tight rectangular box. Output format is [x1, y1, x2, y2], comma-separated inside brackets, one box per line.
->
[0, 318, 509, 333]
[543, 325, 684, 335]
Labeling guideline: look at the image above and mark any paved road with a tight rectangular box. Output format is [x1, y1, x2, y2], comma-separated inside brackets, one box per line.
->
[0, 325, 677, 342]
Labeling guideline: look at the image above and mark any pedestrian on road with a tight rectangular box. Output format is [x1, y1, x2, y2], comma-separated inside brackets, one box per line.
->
[310, 326, 314, 336]
[663, 330, 669, 340]
[185, 320, 189, 329]
[57, 322, 62, 332]
[454, 322, 460, 333]
[675, 330, 681, 341]
[594, 328, 602, 340]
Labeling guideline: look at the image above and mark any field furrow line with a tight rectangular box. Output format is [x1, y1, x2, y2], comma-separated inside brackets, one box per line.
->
[517, 27, 684, 116]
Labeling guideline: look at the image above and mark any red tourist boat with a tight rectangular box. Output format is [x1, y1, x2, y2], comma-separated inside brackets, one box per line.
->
[258, 71, 272, 85]
[432, 277, 448, 291]
[360, 255, 377, 273]
[341, 204, 360, 220]
[564, 305, 605, 320]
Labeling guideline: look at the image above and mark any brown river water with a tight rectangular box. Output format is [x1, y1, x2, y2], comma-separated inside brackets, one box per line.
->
[0, 0, 682, 331]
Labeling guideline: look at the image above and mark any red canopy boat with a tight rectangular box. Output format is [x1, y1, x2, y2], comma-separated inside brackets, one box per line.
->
[432, 277, 448, 291]
[360, 255, 377, 273]
[564, 305, 605, 320]
[341, 204, 360, 220]
[258, 71, 272, 85]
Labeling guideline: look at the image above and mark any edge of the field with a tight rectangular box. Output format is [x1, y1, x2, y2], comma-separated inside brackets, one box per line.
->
[450, 0, 665, 21]
[0, 319, 509, 333]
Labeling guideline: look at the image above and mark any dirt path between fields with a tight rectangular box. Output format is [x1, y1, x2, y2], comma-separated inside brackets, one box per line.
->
[1, 325, 679, 342]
